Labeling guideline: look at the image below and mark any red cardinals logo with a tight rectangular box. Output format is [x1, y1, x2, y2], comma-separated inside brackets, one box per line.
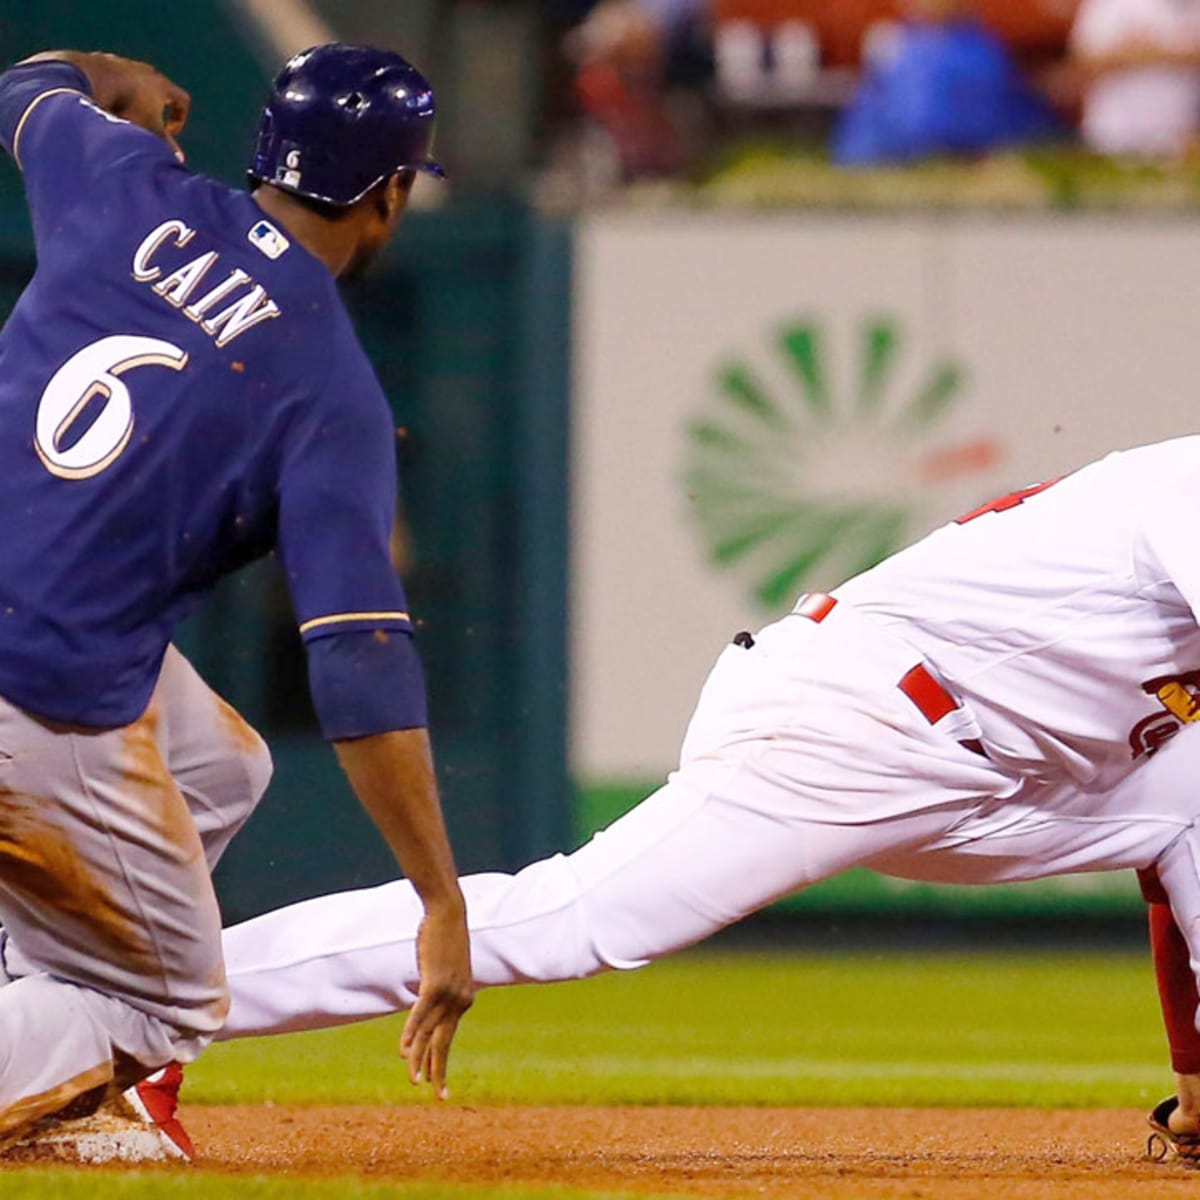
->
[1129, 670, 1200, 759]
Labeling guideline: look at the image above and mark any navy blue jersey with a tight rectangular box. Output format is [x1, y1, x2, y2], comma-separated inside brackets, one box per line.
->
[0, 61, 426, 735]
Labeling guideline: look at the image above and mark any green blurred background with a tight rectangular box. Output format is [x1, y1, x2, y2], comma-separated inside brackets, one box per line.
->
[0, 1, 1171, 933]
[0, 16, 1187, 1200]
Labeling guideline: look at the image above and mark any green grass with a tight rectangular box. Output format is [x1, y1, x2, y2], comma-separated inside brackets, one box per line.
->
[188, 948, 1168, 1111]
[4, 950, 1166, 1199]
[1, 1173, 663, 1200]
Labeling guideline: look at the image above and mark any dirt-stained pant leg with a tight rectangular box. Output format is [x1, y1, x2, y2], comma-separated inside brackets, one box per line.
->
[0, 646, 274, 990]
[0, 687, 228, 1138]
[156, 646, 273, 870]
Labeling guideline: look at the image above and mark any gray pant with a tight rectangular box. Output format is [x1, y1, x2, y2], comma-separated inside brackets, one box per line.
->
[0, 647, 271, 1138]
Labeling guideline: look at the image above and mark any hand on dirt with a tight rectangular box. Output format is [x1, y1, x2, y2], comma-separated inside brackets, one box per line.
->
[400, 906, 474, 1099]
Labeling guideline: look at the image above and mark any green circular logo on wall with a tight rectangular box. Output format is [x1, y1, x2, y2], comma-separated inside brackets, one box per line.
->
[683, 316, 994, 612]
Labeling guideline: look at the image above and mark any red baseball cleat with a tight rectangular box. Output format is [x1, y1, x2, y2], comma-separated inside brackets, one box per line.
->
[124, 1063, 195, 1162]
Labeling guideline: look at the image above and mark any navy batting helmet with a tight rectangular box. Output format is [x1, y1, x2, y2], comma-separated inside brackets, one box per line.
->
[248, 43, 444, 207]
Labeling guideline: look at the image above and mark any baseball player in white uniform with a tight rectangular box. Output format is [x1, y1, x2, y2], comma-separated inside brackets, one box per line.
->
[209, 436, 1200, 1154]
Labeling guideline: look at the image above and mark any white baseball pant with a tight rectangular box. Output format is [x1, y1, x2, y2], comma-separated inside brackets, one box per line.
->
[0, 647, 271, 1137]
[218, 602, 1200, 1038]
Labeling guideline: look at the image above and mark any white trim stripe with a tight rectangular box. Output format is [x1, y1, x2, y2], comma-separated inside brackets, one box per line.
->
[12, 87, 85, 169]
[298, 610, 411, 635]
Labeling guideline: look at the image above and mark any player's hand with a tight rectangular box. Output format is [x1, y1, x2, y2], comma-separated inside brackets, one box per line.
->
[102, 55, 191, 162]
[25, 52, 192, 162]
[399, 900, 474, 1100]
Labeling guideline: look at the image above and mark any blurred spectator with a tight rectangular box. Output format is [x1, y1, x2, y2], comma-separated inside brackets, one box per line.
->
[636, 0, 714, 87]
[569, 0, 700, 180]
[1071, 0, 1200, 158]
[559, 0, 712, 84]
[833, 0, 1063, 166]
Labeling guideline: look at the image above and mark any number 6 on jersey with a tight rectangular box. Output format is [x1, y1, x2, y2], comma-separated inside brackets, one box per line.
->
[34, 334, 188, 479]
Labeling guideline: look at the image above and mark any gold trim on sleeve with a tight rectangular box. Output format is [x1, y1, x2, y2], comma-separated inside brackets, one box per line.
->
[298, 610, 412, 635]
[13, 87, 85, 169]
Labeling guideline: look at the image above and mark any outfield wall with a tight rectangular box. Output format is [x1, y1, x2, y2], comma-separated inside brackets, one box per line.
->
[571, 212, 1200, 914]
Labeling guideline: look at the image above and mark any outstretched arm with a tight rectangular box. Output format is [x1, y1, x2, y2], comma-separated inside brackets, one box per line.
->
[334, 729, 472, 1098]
[275, 342, 475, 1097]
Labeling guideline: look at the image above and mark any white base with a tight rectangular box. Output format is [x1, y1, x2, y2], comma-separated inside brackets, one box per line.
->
[4, 1101, 185, 1165]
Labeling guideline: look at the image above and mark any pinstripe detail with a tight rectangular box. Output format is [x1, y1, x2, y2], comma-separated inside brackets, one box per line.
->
[12, 87, 84, 169]
[298, 610, 411, 635]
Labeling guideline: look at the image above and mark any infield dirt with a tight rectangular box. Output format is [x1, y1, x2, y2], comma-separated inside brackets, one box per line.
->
[187, 1103, 1200, 1198]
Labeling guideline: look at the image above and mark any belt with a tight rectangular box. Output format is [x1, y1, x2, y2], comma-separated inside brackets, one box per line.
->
[784, 592, 986, 757]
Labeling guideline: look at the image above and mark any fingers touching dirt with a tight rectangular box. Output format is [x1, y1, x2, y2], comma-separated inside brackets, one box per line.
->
[399, 912, 474, 1100]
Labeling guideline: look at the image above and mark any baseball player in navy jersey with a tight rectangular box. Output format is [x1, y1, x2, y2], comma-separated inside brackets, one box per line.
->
[204, 437, 1200, 1160]
[0, 44, 473, 1154]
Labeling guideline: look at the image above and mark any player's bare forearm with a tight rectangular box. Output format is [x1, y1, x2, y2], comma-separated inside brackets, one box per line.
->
[334, 728, 463, 911]
[333, 728, 473, 1096]
[19, 51, 189, 154]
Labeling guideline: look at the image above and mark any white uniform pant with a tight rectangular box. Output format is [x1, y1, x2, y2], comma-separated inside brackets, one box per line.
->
[0, 647, 271, 1136]
[219, 605, 1200, 1038]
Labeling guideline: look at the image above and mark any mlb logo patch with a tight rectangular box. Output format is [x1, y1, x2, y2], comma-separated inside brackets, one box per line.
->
[248, 220, 290, 260]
